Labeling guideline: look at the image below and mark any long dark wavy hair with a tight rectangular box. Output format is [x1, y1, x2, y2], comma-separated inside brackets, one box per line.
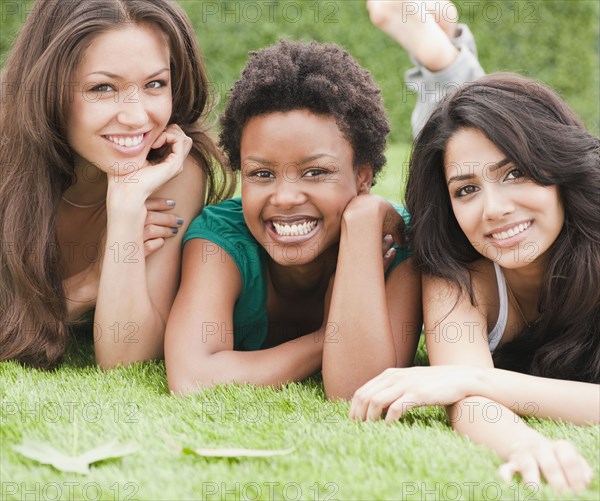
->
[405, 73, 600, 383]
[0, 0, 234, 368]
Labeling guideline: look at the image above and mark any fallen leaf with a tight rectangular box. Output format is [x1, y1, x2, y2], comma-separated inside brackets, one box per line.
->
[13, 438, 138, 474]
[183, 446, 294, 458]
[163, 431, 293, 458]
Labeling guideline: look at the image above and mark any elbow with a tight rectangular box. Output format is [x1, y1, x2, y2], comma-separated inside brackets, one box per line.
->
[166, 368, 217, 396]
[323, 378, 354, 402]
[95, 348, 162, 370]
[168, 378, 200, 396]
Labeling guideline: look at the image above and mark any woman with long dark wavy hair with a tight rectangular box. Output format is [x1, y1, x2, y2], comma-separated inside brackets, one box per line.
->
[352, 71, 599, 491]
[0, 0, 234, 368]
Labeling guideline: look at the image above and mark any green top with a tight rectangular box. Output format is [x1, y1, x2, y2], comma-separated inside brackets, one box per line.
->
[183, 197, 411, 351]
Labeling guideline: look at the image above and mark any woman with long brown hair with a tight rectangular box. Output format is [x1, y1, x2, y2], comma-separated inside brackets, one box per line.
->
[0, 0, 233, 368]
[352, 0, 598, 493]
[352, 72, 599, 491]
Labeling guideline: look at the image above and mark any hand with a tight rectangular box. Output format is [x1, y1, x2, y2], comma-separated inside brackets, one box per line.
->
[498, 436, 594, 493]
[143, 198, 184, 256]
[343, 194, 406, 246]
[350, 366, 478, 422]
[108, 124, 193, 201]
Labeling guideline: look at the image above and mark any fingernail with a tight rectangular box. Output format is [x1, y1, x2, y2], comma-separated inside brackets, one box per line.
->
[171, 227, 178, 235]
[176, 217, 184, 225]
[166, 199, 176, 207]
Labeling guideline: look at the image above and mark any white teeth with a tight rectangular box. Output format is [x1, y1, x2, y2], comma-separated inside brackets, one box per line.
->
[491, 221, 531, 240]
[272, 220, 317, 237]
[107, 134, 144, 147]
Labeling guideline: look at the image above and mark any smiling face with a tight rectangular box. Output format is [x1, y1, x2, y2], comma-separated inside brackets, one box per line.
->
[444, 128, 565, 269]
[240, 110, 372, 267]
[66, 23, 172, 175]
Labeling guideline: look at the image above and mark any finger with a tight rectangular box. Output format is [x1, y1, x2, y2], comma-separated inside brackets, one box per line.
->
[554, 440, 590, 492]
[384, 396, 422, 423]
[351, 371, 401, 420]
[144, 237, 165, 257]
[497, 461, 518, 484]
[155, 132, 192, 176]
[536, 446, 569, 493]
[515, 455, 542, 491]
[383, 247, 396, 272]
[145, 210, 184, 228]
[144, 224, 179, 242]
[382, 234, 393, 254]
[365, 385, 406, 421]
[145, 198, 176, 211]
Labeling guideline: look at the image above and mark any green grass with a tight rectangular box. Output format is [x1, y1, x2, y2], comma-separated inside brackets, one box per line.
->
[1, 333, 599, 501]
[2, 148, 599, 500]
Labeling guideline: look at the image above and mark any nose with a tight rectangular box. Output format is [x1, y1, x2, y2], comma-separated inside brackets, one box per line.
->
[482, 186, 514, 220]
[269, 168, 307, 209]
[116, 87, 148, 128]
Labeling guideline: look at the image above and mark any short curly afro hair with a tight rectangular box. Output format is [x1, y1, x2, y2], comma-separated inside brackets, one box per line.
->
[219, 39, 390, 183]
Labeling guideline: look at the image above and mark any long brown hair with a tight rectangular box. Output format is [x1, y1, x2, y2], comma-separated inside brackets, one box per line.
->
[0, 0, 234, 368]
[405, 73, 600, 383]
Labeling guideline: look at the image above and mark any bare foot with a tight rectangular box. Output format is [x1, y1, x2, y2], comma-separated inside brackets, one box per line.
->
[367, 0, 459, 71]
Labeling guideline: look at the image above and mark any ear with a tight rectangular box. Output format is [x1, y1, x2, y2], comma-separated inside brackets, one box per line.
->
[355, 165, 373, 194]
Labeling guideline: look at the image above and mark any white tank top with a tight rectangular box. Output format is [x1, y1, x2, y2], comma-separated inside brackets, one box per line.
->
[487, 262, 508, 353]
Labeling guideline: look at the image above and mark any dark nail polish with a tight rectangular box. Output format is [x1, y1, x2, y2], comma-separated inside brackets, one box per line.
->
[171, 227, 178, 235]
[176, 217, 184, 225]
[166, 199, 176, 207]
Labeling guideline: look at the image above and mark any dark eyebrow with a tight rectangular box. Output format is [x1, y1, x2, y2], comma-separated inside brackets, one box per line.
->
[85, 68, 170, 79]
[488, 158, 511, 173]
[446, 158, 511, 186]
[243, 153, 334, 165]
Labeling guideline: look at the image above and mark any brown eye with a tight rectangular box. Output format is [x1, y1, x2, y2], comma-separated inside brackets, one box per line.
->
[456, 185, 478, 197]
[506, 168, 525, 180]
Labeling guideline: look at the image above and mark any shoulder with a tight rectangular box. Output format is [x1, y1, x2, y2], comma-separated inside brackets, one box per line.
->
[184, 197, 264, 277]
[423, 259, 499, 319]
[153, 154, 206, 217]
[184, 197, 249, 244]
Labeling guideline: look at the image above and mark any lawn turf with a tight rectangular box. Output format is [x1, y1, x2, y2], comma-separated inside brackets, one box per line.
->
[1, 144, 599, 500]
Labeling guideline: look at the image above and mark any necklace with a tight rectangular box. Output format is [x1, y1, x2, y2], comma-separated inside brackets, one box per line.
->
[505, 278, 538, 329]
[61, 195, 105, 209]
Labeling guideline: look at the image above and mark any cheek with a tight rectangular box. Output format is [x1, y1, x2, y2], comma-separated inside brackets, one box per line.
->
[449, 201, 475, 237]
[159, 96, 173, 124]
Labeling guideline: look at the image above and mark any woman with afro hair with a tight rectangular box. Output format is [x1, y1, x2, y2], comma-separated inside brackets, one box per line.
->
[164, 37, 424, 396]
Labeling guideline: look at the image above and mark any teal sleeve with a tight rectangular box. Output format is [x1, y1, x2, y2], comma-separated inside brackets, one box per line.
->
[183, 198, 268, 351]
[386, 202, 412, 277]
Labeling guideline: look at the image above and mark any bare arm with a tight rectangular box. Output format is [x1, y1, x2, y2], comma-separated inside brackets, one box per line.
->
[351, 273, 595, 491]
[94, 126, 202, 367]
[425, 275, 594, 491]
[165, 239, 324, 395]
[322, 195, 421, 400]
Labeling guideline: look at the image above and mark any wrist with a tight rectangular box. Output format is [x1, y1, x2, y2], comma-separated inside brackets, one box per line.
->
[342, 195, 387, 227]
[467, 365, 490, 398]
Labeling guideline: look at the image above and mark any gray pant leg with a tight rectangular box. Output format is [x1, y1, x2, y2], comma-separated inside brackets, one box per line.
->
[406, 24, 485, 138]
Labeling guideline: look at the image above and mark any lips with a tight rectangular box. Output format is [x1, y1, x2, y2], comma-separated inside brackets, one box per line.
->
[105, 133, 144, 147]
[488, 220, 532, 241]
[272, 219, 318, 237]
[102, 131, 150, 154]
[265, 216, 320, 243]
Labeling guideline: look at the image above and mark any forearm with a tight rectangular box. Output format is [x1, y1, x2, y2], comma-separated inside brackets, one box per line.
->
[322, 211, 395, 401]
[448, 396, 542, 460]
[169, 332, 323, 395]
[94, 192, 164, 367]
[63, 271, 97, 321]
[477, 368, 600, 424]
